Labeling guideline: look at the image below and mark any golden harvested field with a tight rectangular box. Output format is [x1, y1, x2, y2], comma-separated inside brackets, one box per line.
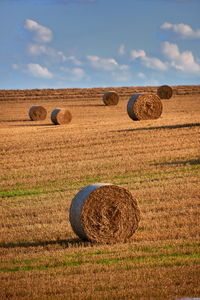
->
[0, 85, 200, 300]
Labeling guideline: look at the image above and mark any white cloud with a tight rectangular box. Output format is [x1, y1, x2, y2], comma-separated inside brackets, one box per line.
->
[111, 72, 130, 82]
[145, 79, 160, 86]
[54, 0, 95, 3]
[27, 63, 53, 78]
[131, 50, 146, 59]
[24, 19, 53, 43]
[60, 67, 86, 80]
[12, 64, 19, 70]
[119, 44, 125, 56]
[137, 72, 146, 79]
[87, 55, 118, 70]
[28, 44, 47, 55]
[70, 68, 86, 80]
[131, 49, 167, 71]
[161, 22, 200, 39]
[119, 64, 129, 71]
[66, 56, 82, 66]
[142, 56, 167, 71]
[56, 51, 67, 62]
[162, 42, 180, 60]
[162, 0, 194, 2]
[27, 44, 82, 65]
[87, 55, 129, 71]
[162, 41, 200, 73]
[27, 44, 67, 61]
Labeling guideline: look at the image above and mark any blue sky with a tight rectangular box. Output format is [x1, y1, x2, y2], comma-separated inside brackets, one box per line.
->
[0, 0, 200, 89]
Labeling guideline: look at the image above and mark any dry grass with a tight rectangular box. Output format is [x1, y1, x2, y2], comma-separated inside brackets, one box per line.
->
[0, 85, 200, 299]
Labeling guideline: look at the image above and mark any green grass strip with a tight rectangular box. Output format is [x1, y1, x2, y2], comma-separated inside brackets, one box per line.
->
[0, 189, 46, 198]
[1, 251, 199, 273]
[1, 163, 199, 199]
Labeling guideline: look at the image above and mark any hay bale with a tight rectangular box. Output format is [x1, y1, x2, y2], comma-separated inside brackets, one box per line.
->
[51, 108, 72, 125]
[157, 85, 173, 99]
[127, 93, 163, 121]
[69, 183, 141, 244]
[103, 91, 119, 106]
[29, 105, 47, 121]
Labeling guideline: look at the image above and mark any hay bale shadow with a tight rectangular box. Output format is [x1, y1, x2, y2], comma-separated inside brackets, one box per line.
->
[151, 158, 200, 167]
[113, 123, 200, 133]
[67, 104, 105, 107]
[0, 238, 94, 249]
[11, 123, 55, 127]
[0, 119, 31, 123]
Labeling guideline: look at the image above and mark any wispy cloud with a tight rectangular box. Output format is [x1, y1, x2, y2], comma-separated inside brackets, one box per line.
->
[130, 49, 167, 71]
[27, 43, 67, 61]
[161, 0, 193, 2]
[111, 71, 131, 82]
[70, 68, 86, 80]
[12, 64, 19, 70]
[24, 19, 53, 43]
[130, 50, 146, 60]
[60, 67, 86, 80]
[28, 44, 47, 55]
[55, 0, 96, 3]
[27, 44, 82, 65]
[12, 62, 53, 78]
[162, 41, 200, 73]
[52, 0, 95, 3]
[137, 72, 146, 79]
[118, 44, 125, 56]
[65, 56, 82, 66]
[165, 0, 193, 2]
[161, 22, 200, 39]
[87, 55, 129, 71]
[27, 63, 53, 78]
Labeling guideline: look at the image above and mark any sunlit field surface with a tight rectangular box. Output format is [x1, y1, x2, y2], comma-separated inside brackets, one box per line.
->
[0, 86, 199, 300]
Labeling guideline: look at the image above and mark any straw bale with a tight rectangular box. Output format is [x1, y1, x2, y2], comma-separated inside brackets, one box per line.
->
[157, 85, 173, 99]
[29, 105, 47, 121]
[127, 93, 163, 121]
[69, 183, 141, 244]
[103, 91, 119, 106]
[51, 108, 72, 125]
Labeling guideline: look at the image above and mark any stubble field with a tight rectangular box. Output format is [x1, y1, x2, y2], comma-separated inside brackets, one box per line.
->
[0, 85, 200, 300]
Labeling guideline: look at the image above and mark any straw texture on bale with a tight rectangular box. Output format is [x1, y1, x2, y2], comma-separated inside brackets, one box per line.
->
[127, 93, 163, 121]
[51, 108, 72, 125]
[69, 183, 141, 244]
[29, 105, 47, 121]
[103, 91, 119, 106]
[157, 85, 173, 99]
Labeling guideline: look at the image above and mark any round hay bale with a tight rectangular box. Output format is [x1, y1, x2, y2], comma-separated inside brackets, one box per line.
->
[127, 93, 163, 121]
[157, 85, 173, 99]
[51, 108, 72, 125]
[29, 105, 47, 121]
[103, 91, 119, 106]
[69, 183, 141, 244]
